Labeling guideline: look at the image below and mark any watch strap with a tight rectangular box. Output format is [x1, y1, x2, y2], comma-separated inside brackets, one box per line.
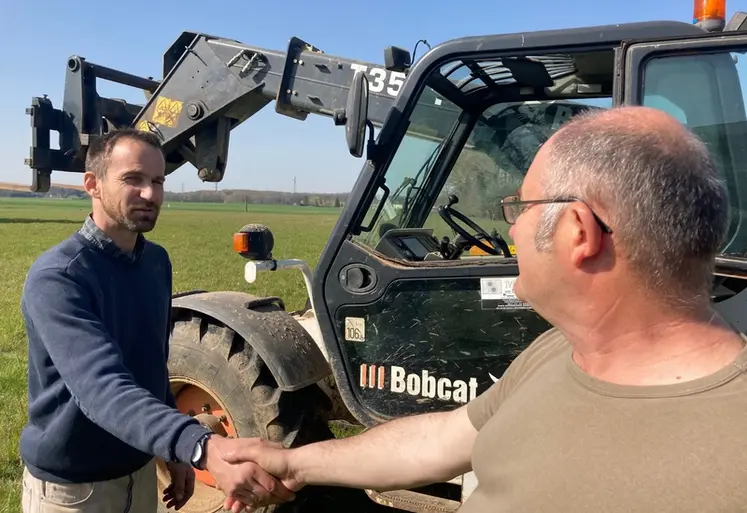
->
[191, 432, 212, 470]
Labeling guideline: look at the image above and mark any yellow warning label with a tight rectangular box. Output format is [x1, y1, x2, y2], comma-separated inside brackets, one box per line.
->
[151, 97, 183, 127]
[136, 119, 150, 132]
[469, 243, 517, 257]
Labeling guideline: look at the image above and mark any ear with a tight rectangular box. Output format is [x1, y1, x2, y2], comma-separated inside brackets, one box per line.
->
[83, 171, 100, 199]
[565, 203, 604, 268]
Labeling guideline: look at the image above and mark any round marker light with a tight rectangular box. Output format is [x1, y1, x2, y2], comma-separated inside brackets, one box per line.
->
[233, 224, 274, 260]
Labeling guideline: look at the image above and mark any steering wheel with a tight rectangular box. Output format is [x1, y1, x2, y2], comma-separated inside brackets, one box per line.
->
[437, 194, 513, 258]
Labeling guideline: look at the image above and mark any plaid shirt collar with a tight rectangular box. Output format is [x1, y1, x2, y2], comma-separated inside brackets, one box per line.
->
[79, 214, 145, 262]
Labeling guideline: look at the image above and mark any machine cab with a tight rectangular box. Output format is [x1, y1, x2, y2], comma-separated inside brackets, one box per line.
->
[313, 11, 747, 428]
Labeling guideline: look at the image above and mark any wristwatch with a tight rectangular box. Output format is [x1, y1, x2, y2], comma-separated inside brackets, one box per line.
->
[190, 432, 213, 470]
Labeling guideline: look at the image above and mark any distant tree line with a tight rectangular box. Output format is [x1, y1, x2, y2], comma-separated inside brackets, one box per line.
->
[0, 187, 86, 199]
[165, 190, 346, 207]
[0, 187, 348, 207]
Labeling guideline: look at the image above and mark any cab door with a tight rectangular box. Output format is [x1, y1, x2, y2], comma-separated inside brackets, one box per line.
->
[619, 32, 747, 331]
[311, 39, 622, 426]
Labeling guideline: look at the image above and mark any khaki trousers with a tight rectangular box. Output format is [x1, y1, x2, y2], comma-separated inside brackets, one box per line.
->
[21, 459, 157, 513]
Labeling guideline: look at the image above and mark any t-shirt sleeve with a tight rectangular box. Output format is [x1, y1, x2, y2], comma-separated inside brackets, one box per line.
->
[467, 378, 507, 432]
[467, 328, 567, 431]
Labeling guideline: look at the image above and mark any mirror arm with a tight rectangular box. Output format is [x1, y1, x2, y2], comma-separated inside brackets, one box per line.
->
[364, 120, 381, 161]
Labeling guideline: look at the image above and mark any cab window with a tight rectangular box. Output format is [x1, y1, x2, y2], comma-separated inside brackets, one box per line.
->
[641, 49, 747, 257]
[422, 98, 611, 256]
[352, 49, 617, 261]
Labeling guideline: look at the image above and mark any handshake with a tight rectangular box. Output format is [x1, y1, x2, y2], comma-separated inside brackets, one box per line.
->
[194, 435, 303, 512]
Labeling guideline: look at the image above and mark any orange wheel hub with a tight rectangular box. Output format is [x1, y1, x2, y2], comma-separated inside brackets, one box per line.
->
[174, 383, 237, 488]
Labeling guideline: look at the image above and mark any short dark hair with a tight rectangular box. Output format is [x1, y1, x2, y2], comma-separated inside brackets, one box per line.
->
[85, 128, 164, 178]
[538, 106, 728, 305]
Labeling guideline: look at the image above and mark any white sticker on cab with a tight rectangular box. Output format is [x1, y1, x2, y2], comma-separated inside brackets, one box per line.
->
[479, 277, 517, 300]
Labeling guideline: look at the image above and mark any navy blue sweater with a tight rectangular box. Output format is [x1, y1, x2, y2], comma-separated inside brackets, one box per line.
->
[20, 217, 210, 483]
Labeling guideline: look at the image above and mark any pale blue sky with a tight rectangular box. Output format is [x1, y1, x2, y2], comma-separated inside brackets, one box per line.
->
[1, 0, 744, 193]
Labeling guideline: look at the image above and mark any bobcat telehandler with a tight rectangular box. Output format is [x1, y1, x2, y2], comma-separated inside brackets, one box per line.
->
[24, 0, 747, 511]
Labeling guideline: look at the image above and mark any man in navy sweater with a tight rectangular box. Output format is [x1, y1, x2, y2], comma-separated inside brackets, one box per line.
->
[19, 129, 295, 512]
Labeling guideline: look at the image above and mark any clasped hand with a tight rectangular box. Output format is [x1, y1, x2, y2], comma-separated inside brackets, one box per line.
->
[204, 436, 301, 513]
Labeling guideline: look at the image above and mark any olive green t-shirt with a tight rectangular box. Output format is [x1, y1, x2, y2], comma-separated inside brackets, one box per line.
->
[462, 327, 747, 512]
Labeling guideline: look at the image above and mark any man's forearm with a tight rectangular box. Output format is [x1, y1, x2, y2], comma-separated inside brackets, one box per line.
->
[289, 407, 476, 491]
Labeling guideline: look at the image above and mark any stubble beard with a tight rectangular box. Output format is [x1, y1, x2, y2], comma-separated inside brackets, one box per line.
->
[102, 196, 160, 233]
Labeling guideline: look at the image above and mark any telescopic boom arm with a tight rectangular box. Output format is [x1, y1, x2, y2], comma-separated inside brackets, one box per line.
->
[24, 31, 423, 192]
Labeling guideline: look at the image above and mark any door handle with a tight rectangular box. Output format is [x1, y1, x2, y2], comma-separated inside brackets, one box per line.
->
[339, 264, 377, 294]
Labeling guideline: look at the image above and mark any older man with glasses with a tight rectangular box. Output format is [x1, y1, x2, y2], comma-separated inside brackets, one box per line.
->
[216, 106, 747, 513]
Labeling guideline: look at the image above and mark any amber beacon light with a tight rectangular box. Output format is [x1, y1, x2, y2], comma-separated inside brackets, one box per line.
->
[694, 0, 727, 31]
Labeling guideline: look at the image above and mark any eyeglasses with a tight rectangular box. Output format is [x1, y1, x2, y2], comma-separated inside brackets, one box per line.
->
[500, 195, 613, 234]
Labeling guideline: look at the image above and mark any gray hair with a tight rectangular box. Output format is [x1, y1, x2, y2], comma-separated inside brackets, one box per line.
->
[534, 107, 729, 303]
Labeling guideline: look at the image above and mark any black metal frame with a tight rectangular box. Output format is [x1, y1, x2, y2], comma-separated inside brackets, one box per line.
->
[25, 32, 421, 192]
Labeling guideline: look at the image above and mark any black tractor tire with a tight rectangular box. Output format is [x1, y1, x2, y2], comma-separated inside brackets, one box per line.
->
[155, 309, 336, 513]
[155, 309, 397, 513]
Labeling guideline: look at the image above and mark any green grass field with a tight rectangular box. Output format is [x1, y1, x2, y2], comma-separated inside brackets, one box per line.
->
[0, 197, 342, 511]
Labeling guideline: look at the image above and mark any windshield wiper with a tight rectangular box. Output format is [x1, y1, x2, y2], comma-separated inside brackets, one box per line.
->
[401, 139, 447, 218]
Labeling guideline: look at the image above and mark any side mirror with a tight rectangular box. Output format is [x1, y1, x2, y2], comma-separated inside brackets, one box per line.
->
[384, 46, 411, 72]
[346, 71, 370, 158]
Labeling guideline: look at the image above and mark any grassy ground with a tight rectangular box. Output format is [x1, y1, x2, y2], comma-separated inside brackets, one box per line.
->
[0, 197, 342, 511]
